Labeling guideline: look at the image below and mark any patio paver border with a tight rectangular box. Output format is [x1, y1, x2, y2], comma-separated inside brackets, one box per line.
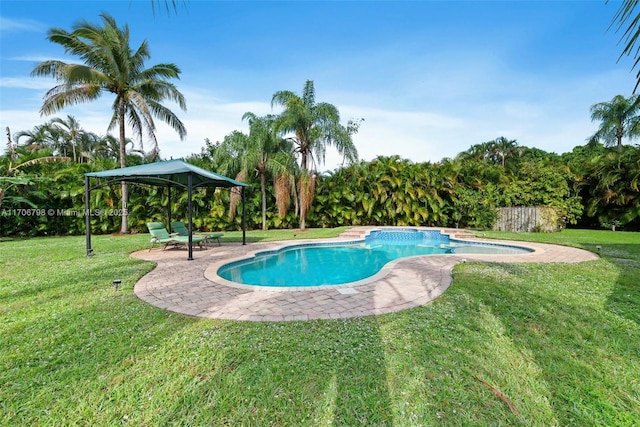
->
[131, 227, 599, 322]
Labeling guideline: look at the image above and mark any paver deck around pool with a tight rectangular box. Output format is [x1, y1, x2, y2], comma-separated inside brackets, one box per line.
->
[131, 227, 599, 322]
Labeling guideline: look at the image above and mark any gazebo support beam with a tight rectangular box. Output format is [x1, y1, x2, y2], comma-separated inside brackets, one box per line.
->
[167, 184, 172, 230]
[85, 176, 93, 256]
[242, 186, 246, 245]
[187, 172, 193, 260]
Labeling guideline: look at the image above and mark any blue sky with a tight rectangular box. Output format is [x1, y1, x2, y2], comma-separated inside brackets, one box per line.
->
[0, 0, 636, 171]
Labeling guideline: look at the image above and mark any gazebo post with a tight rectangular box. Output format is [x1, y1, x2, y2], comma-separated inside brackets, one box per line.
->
[85, 176, 93, 256]
[167, 184, 172, 230]
[187, 172, 193, 261]
[241, 186, 246, 245]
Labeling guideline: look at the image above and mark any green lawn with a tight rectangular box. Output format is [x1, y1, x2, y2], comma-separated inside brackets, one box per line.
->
[1, 229, 638, 426]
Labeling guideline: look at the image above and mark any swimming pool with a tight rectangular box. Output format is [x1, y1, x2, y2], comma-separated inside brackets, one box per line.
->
[216, 228, 532, 288]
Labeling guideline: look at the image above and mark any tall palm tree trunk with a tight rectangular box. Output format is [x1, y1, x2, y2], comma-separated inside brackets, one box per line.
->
[298, 171, 315, 231]
[260, 172, 267, 231]
[71, 135, 77, 163]
[298, 186, 306, 230]
[616, 127, 624, 153]
[298, 149, 310, 229]
[274, 173, 292, 220]
[118, 101, 129, 234]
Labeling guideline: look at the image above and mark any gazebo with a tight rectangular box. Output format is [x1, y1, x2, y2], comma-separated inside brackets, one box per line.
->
[84, 159, 248, 260]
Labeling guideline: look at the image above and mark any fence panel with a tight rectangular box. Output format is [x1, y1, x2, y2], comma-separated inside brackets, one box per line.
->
[493, 206, 560, 232]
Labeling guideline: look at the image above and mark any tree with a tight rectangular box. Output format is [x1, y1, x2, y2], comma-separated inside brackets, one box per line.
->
[585, 147, 640, 230]
[590, 94, 640, 153]
[49, 115, 83, 162]
[460, 137, 520, 168]
[488, 136, 521, 168]
[271, 80, 360, 229]
[92, 134, 140, 162]
[14, 124, 52, 153]
[215, 113, 295, 230]
[31, 13, 187, 233]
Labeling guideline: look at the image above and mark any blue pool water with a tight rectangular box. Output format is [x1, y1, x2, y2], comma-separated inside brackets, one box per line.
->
[217, 229, 532, 287]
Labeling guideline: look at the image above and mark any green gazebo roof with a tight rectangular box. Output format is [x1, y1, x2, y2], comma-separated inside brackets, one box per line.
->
[85, 159, 247, 189]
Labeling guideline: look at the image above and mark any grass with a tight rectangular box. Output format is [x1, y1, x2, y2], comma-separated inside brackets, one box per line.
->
[1, 228, 639, 426]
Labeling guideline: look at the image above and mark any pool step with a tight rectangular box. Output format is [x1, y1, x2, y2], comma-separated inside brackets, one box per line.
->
[454, 233, 478, 239]
[338, 232, 367, 240]
[443, 229, 477, 239]
[338, 228, 371, 240]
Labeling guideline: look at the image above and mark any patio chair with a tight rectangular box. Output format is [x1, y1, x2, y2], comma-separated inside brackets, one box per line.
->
[171, 221, 224, 246]
[146, 222, 205, 251]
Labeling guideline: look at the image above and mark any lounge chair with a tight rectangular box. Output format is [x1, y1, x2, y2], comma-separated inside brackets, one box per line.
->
[171, 221, 224, 246]
[146, 222, 205, 251]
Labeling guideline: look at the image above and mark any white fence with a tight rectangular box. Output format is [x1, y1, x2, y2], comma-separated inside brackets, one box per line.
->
[493, 206, 561, 232]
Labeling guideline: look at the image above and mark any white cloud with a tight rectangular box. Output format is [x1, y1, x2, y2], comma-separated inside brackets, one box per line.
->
[0, 76, 56, 90]
[151, 86, 271, 158]
[1, 109, 47, 138]
[0, 17, 45, 33]
[10, 54, 77, 63]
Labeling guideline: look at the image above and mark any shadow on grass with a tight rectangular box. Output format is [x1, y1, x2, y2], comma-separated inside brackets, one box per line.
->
[374, 255, 640, 425]
[148, 317, 394, 425]
[1, 235, 193, 424]
[567, 238, 640, 326]
[452, 261, 640, 425]
[2, 284, 195, 424]
[0, 255, 151, 307]
[607, 262, 640, 325]
[592, 242, 640, 326]
[3, 234, 395, 424]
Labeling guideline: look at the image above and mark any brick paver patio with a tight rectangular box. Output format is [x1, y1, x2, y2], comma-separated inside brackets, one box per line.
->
[132, 227, 599, 322]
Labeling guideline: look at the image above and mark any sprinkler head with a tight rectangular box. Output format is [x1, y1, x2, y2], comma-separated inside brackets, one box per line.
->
[113, 279, 122, 291]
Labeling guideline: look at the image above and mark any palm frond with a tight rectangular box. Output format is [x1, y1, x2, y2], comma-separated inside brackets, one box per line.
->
[609, 0, 640, 91]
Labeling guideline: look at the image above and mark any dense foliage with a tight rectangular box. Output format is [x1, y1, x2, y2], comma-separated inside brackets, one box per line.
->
[2, 121, 640, 237]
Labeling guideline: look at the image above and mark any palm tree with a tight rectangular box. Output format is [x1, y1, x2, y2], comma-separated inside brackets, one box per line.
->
[457, 141, 493, 163]
[215, 114, 295, 230]
[14, 124, 53, 153]
[590, 94, 640, 153]
[241, 112, 296, 230]
[74, 131, 101, 163]
[49, 115, 83, 162]
[271, 80, 360, 229]
[93, 134, 134, 161]
[213, 130, 249, 221]
[31, 13, 187, 233]
[489, 136, 520, 168]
